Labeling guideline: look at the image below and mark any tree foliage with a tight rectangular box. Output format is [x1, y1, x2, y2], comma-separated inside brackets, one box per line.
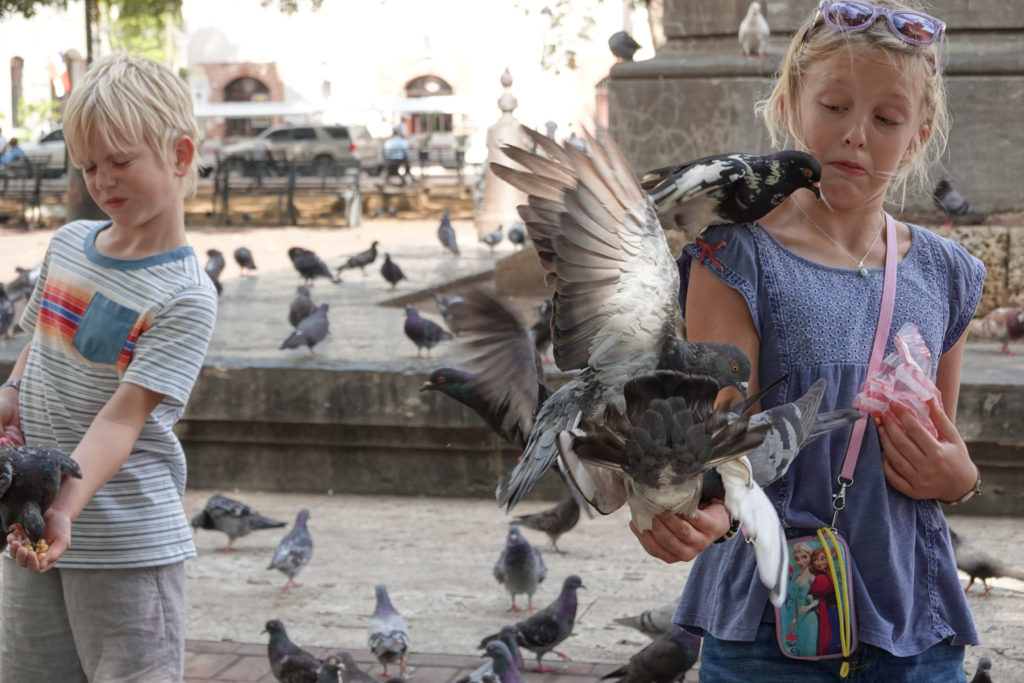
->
[0, 0, 321, 21]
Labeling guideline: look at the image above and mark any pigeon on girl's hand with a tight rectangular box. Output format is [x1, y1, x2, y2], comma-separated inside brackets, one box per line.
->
[512, 497, 580, 554]
[380, 253, 406, 290]
[480, 575, 584, 673]
[281, 304, 329, 357]
[612, 602, 677, 638]
[190, 493, 286, 551]
[0, 444, 82, 557]
[640, 150, 820, 268]
[950, 528, 1024, 595]
[933, 173, 984, 226]
[331, 651, 378, 683]
[289, 285, 316, 328]
[507, 222, 527, 249]
[608, 30, 642, 61]
[738, 1, 770, 58]
[493, 524, 547, 611]
[480, 225, 503, 253]
[338, 241, 380, 275]
[368, 584, 411, 677]
[268, 508, 313, 592]
[0, 284, 14, 338]
[600, 625, 701, 683]
[234, 246, 257, 275]
[438, 210, 460, 255]
[289, 247, 341, 285]
[263, 618, 323, 683]
[403, 305, 452, 358]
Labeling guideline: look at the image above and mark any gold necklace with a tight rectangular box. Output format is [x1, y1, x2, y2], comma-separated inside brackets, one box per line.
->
[794, 200, 884, 278]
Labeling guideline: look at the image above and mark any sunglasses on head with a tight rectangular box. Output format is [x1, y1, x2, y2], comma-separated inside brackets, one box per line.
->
[805, 0, 946, 66]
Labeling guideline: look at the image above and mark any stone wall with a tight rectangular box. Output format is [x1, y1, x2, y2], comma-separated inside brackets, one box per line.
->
[934, 225, 1024, 315]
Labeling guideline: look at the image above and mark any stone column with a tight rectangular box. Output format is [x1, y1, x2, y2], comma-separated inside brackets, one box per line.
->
[476, 68, 531, 238]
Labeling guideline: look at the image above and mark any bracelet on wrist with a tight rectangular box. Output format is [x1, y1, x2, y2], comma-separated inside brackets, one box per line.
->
[0, 379, 21, 393]
[942, 466, 981, 506]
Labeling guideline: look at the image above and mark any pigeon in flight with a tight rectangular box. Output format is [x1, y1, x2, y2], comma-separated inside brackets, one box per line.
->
[512, 497, 580, 554]
[438, 210, 460, 255]
[281, 303, 329, 357]
[608, 30, 642, 61]
[950, 528, 1024, 595]
[493, 524, 547, 611]
[380, 253, 407, 290]
[190, 493, 286, 551]
[267, 508, 313, 592]
[205, 248, 225, 295]
[288, 246, 341, 285]
[480, 225, 503, 253]
[480, 574, 584, 673]
[738, 1, 770, 58]
[612, 602, 677, 638]
[933, 172, 984, 227]
[968, 307, 1024, 356]
[338, 240, 380, 276]
[600, 625, 701, 683]
[529, 298, 553, 365]
[289, 285, 316, 329]
[507, 221, 527, 250]
[368, 584, 411, 677]
[263, 618, 323, 683]
[0, 444, 82, 558]
[0, 284, 14, 338]
[234, 246, 257, 275]
[403, 304, 452, 358]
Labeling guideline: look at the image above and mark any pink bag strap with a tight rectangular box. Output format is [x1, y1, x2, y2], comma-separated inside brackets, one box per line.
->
[831, 212, 897, 526]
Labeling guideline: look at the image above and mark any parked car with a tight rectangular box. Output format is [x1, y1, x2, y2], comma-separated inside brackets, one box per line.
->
[218, 124, 358, 176]
[349, 124, 382, 176]
[17, 127, 67, 177]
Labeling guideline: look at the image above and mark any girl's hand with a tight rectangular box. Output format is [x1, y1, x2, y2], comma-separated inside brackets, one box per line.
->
[629, 502, 732, 564]
[878, 398, 976, 503]
[7, 508, 71, 573]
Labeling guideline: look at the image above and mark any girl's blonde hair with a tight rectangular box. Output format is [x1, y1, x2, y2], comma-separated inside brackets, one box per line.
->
[63, 53, 202, 198]
[756, 0, 949, 206]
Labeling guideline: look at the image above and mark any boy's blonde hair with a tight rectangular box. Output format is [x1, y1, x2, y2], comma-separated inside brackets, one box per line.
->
[63, 53, 201, 198]
[756, 0, 949, 205]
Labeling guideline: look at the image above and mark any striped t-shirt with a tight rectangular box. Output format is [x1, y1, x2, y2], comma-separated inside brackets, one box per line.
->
[18, 219, 218, 568]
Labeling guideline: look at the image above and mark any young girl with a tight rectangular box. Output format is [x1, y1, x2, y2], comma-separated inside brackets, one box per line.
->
[632, 1, 984, 679]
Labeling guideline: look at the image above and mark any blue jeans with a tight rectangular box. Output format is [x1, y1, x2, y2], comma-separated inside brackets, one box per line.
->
[699, 622, 967, 682]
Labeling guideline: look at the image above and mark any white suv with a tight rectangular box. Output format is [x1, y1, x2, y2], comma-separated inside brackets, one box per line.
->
[219, 124, 358, 176]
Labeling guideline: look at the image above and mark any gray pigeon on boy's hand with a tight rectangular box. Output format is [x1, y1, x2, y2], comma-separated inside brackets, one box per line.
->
[0, 444, 82, 555]
[493, 524, 547, 611]
[268, 509, 313, 592]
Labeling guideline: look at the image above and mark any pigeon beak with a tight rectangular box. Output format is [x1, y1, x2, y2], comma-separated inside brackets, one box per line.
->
[418, 381, 433, 392]
[740, 381, 749, 393]
[810, 182, 821, 199]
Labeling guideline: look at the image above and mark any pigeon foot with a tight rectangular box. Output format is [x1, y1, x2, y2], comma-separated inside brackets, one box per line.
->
[1001, 347, 1017, 356]
[695, 238, 727, 270]
[554, 650, 572, 661]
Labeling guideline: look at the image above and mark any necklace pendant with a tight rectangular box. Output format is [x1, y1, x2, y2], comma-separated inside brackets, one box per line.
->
[858, 264, 869, 278]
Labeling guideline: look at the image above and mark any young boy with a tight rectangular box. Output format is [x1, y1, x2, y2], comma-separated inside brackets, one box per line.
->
[0, 53, 217, 682]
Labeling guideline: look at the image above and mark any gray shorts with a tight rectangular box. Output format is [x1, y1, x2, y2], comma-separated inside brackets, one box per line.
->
[0, 557, 186, 683]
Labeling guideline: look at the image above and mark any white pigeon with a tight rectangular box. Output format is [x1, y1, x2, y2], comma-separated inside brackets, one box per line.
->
[738, 1, 770, 58]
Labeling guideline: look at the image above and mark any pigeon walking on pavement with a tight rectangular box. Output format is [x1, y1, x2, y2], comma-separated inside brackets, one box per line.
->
[281, 303, 329, 357]
[608, 30, 642, 61]
[5, 265, 39, 302]
[480, 225, 503, 253]
[289, 285, 316, 328]
[380, 253, 407, 290]
[738, 1, 770, 58]
[480, 574, 584, 673]
[403, 304, 452, 358]
[507, 221, 527, 250]
[338, 240, 380, 276]
[288, 247, 341, 285]
[330, 651, 378, 683]
[368, 584, 411, 677]
[0, 284, 14, 338]
[0, 444, 83, 558]
[205, 248, 225, 295]
[438, 210, 460, 256]
[512, 497, 580, 554]
[263, 618, 323, 683]
[268, 508, 313, 592]
[950, 528, 1024, 595]
[493, 524, 547, 611]
[933, 172, 984, 227]
[190, 493, 286, 551]
[970, 656, 993, 683]
[234, 246, 257, 275]
[600, 625, 701, 683]
[612, 602, 677, 638]
[968, 306, 1024, 356]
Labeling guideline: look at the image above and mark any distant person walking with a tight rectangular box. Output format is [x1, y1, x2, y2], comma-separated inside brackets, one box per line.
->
[383, 127, 412, 186]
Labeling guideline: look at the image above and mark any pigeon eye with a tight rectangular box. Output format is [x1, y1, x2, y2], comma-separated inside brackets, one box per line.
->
[803, 169, 812, 178]
[437, 376, 446, 383]
[731, 364, 739, 373]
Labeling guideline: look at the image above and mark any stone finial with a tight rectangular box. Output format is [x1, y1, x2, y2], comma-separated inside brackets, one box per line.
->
[500, 67, 513, 88]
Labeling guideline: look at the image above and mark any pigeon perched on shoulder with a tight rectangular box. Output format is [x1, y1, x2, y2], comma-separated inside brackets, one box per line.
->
[968, 307, 1024, 356]
[431, 292, 465, 332]
[970, 656, 993, 683]
[608, 30, 642, 61]
[190, 493, 286, 551]
[738, 1, 770, 58]
[512, 497, 580, 554]
[480, 574, 584, 673]
[933, 172, 984, 227]
[600, 625, 701, 683]
[507, 221, 527, 250]
[0, 284, 14, 338]
[380, 253, 406, 290]
[640, 150, 820, 268]
[330, 651, 378, 683]
[368, 584, 411, 677]
[950, 528, 1024, 595]
[268, 508, 313, 592]
[612, 602, 677, 638]
[338, 240, 380, 276]
[281, 303, 329, 357]
[234, 246, 257, 275]
[289, 246, 341, 285]
[493, 524, 547, 611]
[205, 248, 225, 295]
[480, 225, 503, 253]
[0, 444, 82, 559]
[289, 285, 316, 329]
[438, 210, 460, 256]
[403, 304, 452, 358]
[263, 618, 323, 683]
